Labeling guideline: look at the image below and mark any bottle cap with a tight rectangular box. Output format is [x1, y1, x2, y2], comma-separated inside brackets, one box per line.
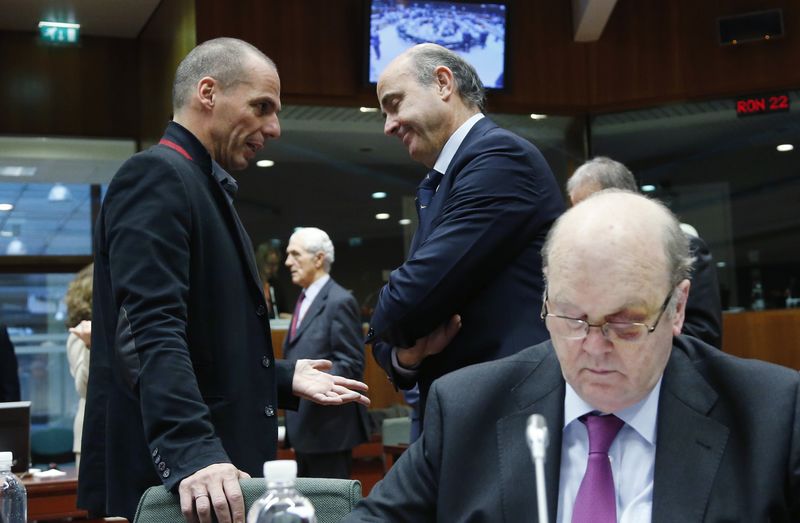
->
[263, 460, 297, 483]
[0, 451, 12, 467]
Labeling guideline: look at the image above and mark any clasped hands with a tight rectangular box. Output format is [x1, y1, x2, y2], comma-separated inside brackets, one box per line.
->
[396, 314, 462, 369]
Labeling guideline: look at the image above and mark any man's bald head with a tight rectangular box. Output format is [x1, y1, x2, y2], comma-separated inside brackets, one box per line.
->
[543, 190, 693, 294]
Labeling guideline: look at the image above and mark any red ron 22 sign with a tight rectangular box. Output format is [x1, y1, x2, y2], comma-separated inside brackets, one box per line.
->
[736, 93, 790, 117]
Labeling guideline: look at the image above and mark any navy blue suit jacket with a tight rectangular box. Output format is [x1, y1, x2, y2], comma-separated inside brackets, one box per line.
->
[369, 117, 564, 411]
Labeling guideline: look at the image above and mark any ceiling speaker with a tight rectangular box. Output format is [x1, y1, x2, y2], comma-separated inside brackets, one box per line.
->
[718, 9, 783, 46]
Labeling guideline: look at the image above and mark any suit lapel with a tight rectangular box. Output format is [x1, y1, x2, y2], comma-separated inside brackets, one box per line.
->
[408, 118, 497, 256]
[210, 162, 265, 301]
[497, 348, 564, 523]
[651, 348, 728, 523]
[290, 279, 331, 344]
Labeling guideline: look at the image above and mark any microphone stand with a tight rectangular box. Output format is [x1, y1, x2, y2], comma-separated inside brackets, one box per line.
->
[526, 414, 549, 523]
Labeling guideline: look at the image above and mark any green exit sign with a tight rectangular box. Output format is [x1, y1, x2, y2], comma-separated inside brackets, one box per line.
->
[38, 21, 80, 44]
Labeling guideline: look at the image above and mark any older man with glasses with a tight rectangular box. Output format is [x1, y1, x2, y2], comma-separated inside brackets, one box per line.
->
[344, 189, 800, 523]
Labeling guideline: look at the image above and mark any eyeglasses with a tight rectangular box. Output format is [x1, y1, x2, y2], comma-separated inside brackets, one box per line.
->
[540, 289, 674, 345]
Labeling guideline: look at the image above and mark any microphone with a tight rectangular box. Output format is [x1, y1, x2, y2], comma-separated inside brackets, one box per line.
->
[526, 414, 549, 523]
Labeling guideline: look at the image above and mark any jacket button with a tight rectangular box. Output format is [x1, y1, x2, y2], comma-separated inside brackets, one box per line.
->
[162, 468, 171, 478]
[158, 462, 166, 471]
[151, 448, 159, 457]
[262, 356, 271, 368]
[154, 454, 161, 464]
[367, 327, 375, 337]
[264, 405, 275, 417]
[256, 304, 266, 317]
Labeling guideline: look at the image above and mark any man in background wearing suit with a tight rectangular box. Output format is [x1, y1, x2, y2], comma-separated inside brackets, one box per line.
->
[79, 38, 369, 523]
[283, 227, 370, 479]
[0, 325, 20, 402]
[345, 191, 799, 522]
[368, 43, 564, 424]
[567, 156, 723, 348]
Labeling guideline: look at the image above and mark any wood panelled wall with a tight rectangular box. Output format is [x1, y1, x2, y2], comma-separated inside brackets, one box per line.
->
[137, 0, 197, 149]
[1, 0, 798, 137]
[0, 32, 138, 137]
[195, 0, 800, 114]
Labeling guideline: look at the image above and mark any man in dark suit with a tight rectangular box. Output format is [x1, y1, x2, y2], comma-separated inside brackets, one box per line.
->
[0, 325, 20, 402]
[283, 227, 370, 479]
[79, 38, 369, 523]
[345, 191, 800, 522]
[567, 156, 723, 348]
[369, 43, 564, 422]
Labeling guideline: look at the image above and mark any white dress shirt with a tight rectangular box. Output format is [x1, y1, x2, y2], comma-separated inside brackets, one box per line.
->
[556, 379, 662, 523]
[391, 112, 485, 375]
[296, 274, 330, 329]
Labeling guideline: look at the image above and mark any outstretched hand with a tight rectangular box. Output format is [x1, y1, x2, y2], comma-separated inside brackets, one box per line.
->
[293, 359, 371, 407]
[396, 314, 462, 369]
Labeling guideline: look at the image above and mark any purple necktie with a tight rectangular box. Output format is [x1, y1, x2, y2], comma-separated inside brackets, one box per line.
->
[572, 414, 625, 523]
[289, 291, 306, 340]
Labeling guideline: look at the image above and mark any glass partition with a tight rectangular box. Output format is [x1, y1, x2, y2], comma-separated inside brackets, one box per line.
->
[591, 91, 800, 311]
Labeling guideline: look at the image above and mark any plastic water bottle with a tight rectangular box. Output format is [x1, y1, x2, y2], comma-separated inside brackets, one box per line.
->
[247, 460, 316, 523]
[0, 451, 26, 523]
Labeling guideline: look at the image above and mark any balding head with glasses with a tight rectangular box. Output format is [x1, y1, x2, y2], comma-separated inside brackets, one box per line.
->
[346, 188, 800, 522]
[541, 189, 693, 413]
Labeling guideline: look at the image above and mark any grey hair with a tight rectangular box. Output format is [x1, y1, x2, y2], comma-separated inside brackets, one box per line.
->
[172, 37, 275, 110]
[542, 190, 694, 308]
[567, 156, 639, 196]
[407, 45, 486, 113]
[291, 227, 335, 272]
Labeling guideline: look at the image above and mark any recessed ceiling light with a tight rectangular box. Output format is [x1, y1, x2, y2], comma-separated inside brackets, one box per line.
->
[38, 21, 80, 29]
[6, 238, 26, 255]
[0, 204, 14, 212]
[360, 107, 378, 113]
[716, 261, 727, 268]
[371, 191, 387, 199]
[0, 166, 36, 177]
[48, 183, 72, 202]
[375, 213, 390, 220]
[641, 184, 657, 193]
[0, 231, 11, 237]
[256, 159, 275, 167]
[529, 113, 548, 120]
[398, 218, 411, 225]
[777, 144, 794, 152]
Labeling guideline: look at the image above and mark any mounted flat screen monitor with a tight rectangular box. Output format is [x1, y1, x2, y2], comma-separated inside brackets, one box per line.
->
[368, 0, 508, 89]
[0, 401, 31, 473]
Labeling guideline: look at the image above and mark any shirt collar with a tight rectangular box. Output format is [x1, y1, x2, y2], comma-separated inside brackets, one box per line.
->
[302, 274, 330, 303]
[162, 121, 213, 174]
[432, 113, 485, 175]
[563, 377, 662, 445]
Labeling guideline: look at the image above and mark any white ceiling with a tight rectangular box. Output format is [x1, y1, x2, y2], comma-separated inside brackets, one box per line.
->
[0, 0, 160, 38]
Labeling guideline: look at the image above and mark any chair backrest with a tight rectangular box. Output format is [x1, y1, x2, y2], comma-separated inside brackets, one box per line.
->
[381, 416, 411, 447]
[30, 426, 73, 465]
[134, 477, 362, 523]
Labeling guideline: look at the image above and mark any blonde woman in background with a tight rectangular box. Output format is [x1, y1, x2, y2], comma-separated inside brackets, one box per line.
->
[65, 263, 92, 470]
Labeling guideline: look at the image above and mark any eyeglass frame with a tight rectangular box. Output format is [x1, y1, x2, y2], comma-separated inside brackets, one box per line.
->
[539, 287, 675, 343]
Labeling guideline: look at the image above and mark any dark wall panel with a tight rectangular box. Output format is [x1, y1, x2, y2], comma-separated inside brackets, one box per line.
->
[138, 0, 197, 149]
[195, 0, 800, 113]
[0, 32, 138, 137]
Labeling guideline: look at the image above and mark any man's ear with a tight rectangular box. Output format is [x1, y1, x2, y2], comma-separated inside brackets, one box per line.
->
[433, 66, 455, 100]
[197, 76, 217, 110]
[314, 251, 325, 270]
[671, 279, 691, 336]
